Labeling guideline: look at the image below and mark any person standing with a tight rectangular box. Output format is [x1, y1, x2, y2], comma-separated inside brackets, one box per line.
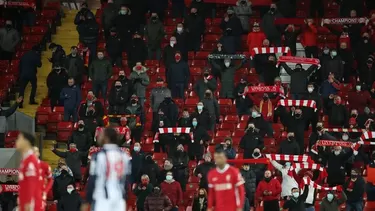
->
[194, 153, 215, 189]
[19, 45, 42, 108]
[58, 183, 82, 211]
[77, 14, 99, 63]
[15, 132, 43, 211]
[283, 185, 310, 211]
[64, 46, 84, 85]
[60, 78, 81, 122]
[145, 13, 165, 60]
[167, 52, 190, 98]
[134, 175, 153, 211]
[255, 170, 282, 211]
[184, 7, 205, 52]
[207, 146, 245, 211]
[343, 169, 365, 211]
[33, 147, 53, 208]
[47, 66, 69, 110]
[88, 51, 112, 100]
[129, 63, 150, 106]
[0, 97, 22, 147]
[105, 28, 123, 67]
[0, 20, 20, 60]
[160, 172, 183, 211]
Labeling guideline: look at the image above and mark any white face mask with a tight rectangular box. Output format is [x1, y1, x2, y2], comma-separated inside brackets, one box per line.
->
[356, 86, 361, 91]
[67, 188, 74, 194]
[334, 151, 340, 156]
[224, 62, 230, 67]
[307, 87, 314, 93]
[342, 135, 349, 141]
[292, 192, 299, 198]
[170, 41, 176, 47]
[177, 27, 183, 32]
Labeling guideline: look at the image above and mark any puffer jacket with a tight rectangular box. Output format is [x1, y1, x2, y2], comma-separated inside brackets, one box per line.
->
[145, 18, 165, 50]
[320, 191, 347, 211]
[129, 66, 150, 98]
[240, 169, 256, 198]
[144, 192, 173, 211]
[233, 0, 252, 32]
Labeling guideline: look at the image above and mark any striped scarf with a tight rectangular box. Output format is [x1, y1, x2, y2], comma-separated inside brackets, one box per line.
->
[250, 47, 291, 58]
[265, 154, 311, 162]
[288, 163, 328, 178]
[95, 126, 131, 143]
[277, 56, 320, 66]
[154, 127, 194, 143]
[302, 177, 342, 191]
[277, 100, 317, 111]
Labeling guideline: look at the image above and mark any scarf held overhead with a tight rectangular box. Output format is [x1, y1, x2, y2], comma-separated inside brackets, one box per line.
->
[277, 56, 320, 66]
[277, 99, 317, 111]
[302, 177, 342, 191]
[288, 163, 328, 178]
[265, 154, 311, 162]
[250, 47, 291, 58]
[154, 127, 194, 143]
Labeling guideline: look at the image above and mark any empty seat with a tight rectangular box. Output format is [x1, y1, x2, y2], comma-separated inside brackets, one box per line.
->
[56, 122, 74, 142]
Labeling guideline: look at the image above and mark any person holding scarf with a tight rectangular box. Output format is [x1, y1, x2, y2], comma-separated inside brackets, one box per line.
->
[259, 93, 273, 121]
[194, 69, 217, 100]
[78, 91, 105, 136]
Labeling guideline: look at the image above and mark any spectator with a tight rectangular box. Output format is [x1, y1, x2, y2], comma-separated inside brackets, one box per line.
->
[160, 159, 178, 182]
[114, 5, 136, 51]
[140, 154, 161, 186]
[301, 19, 318, 58]
[173, 23, 188, 61]
[210, 42, 227, 79]
[153, 115, 172, 152]
[283, 24, 300, 56]
[147, 0, 168, 21]
[52, 143, 82, 181]
[320, 191, 347, 211]
[78, 91, 105, 135]
[247, 22, 266, 52]
[261, 3, 283, 45]
[348, 83, 371, 112]
[178, 109, 192, 127]
[101, 0, 118, 38]
[189, 117, 211, 161]
[131, 143, 145, 183]
[270, 160, 298, 198]
[125, 95, 144, 142]
[220, 27, 236, 55]
[355, 33, 375, 71]
[303, 83, 321, 131]
[234, 78, 253, 115]
[184, 7, 205, 52]
[201, 90, 219, 131]
[160, 171, 183, 211]
[151, 78, 171, 114]
[250, 148, 267, 182]
[129, 62, 150, 106]
[192, 188, 208, 211]
[163, 36, 179, 69]
[221, 7, 243, 51]
[337, 42, 354, 82]
[19, 45, 42, 108]
[247, 108, 273, 137]
[308, 123, 337, 163]
[134, 175, 153, 211]
[328, 96, 348, 127]
[68, 120, 92, 165]
[279, 132, 300, 155]
[49, 43, 66, 67]
[89, 51, 112, 100]
[105, 28, 123, 67]
[324, 146, 354, 186]
[240, 163, 256, 205]
[256, 170, 282, 211]
[320, 73, 340, 112]
[74, 2, 94, 25]
[58, 183, 82, 211]
[261, 55, 280, 86]
[359, 56, 375, 89]
[108, 80, 129, 114]
[190, 0, 212, 18]
[280, 62, 318, 100]
[145, 13, 165, 60]
[60, 78, 81, 122]
[194, 153, 215, 189]
[210, 57, 246, 98]
[116, 70, 133, 99]
[233, 0, 252, 33]
[52, 165, 75, 201]
[170, 0, 185, 18]
[0, 20, 20, 60]
[170, 145, 189, 190]
[52, 159, 73, 178]
[258, 93, 273, 121]
[167, 52, 190, 98]
[239, 123, 263, 159]
[343, 168, 365, 210]
[321, 49, 344, 81]
[144, 186, 173, 211]
[252, 39, 276, 77]
[158, 94, 179, 128]
[64, 46, 84, 85]
[222, 137, 236, 159]
[77, 14, 99, 63]
[47, 66, 68, 110]
[192, 102, 211, 131]
[194, 69, 217, 100]
[128, 31, 148, 68]
[128, 0, 148, 32]
[283, 185, 309, 211]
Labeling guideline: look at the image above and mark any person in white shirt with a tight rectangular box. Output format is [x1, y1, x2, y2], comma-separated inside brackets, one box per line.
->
[270, 159, 298, 199]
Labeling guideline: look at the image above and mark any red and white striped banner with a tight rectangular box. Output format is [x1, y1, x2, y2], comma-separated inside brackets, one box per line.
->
[265, 154, 311, 162]
[302, 177, 342, 191]
[154, 127, 194, 143]
[250, 47, 291, 58]
[277, 100, 317, 111]
[277, 56, 320, 66]
[325, 128, 366, 133]
[0, 184, 19, 193]
[0, 168, 19, 175]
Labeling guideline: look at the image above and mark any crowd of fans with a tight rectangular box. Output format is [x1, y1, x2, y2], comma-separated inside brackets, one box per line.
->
[4, 0, 375, 210]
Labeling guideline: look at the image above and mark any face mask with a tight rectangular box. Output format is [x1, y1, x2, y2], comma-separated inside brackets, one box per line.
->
[270, 8, 276, 13]
[197, 105, 203, 110]
[166, 175, 173, 181]
[356, 86, 361, 91]
[6, 24, 12, 29]
[292, 192, 299, 198]
[120, 10, 127, 15]
[264, 177, 271, 182]
[327, 193, 334, 202]
[98, 55, 104, 60]
[67, 188, 74, 194]
[285, 162, 291, 168]
[323, 49, 329, 54]
[253, 152, 260, 158]
[295, 114, 301, 119]
[224, 62, 230, 67]
[251, 111, 258, 118]
[115, 85, 122, 89]
[342, 135, 349, 141]
[364, 38, 369, 43]
[308, 87, 314, 93]
[334, 151, 340, 156]
[134, 146, 140, 152]
[263, 96, 268, 101]
[288, 136, 295, 142]
[119, 75, 125, 80]
[177, 27, 183, 32]
[87, 95, 94, 101]
[78, 124, 84, 129]
[192, 121, 198, 127]
[131, 99, 137, 104]
[331, 51, 337, 57]
[199, 194, 205, 198]
[170, 41, 175, 47]
[316, 126, 323, 131]
[351, 174, 358, 179]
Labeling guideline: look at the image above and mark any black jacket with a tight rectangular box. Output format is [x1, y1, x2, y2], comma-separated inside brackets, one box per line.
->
[163, 45, 179, 68]
[108, 87, 129, 114]
[283, 185, 309, 211]
[194, 162, 215, 189]
[328, 104, 348, 127]
[105, 35, 122, 57]
[19, 49, 42, 78]
[68, 129, 92, 152]
[324, 150, 354, 185]
[220, 15, 243, 36]
[53, 172, 75, 200]
[64, 54, 84, 84]
[51, 45, 66, 66]
[77, 20, 99, 44]
[0, 102, 19, 118]
[158, 98, 179, 126]
[140, 158, 161, 186]
[74, 8, 95, 25]
[167, 61, 190, 87]
[52, 149, 83, 180]
[281, 62, 317, 94]
[189, 126, 211, 156]
[58, 190, 82, 211]
[128, 38, 148, 67]
[192, 196, 208, 211]
[239, 130, 263, 158]
[240, 168, 257, 199]
[131, 150, 145, 182]
[47, 70, 68, 98]
[279, 139, 301, 155]
[343, 176, 365, 203]
[191, 109, 211, 131]
[321, 56, 344, 80]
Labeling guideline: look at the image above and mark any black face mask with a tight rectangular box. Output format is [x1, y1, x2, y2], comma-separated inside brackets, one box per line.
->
[78, 124, 84, 129]
[204, 73, 209, 77]
[264, 177, 271, 182]
[248, 127, 254, 133]
[228, 14, 233, 18]
[253, 152, 260, 157]
[6, 24, 12, 30]
[199, 194, 205, 198]
[119, 75, 125, 80]
[288, 137, 295, 142]
[270, 8, 276, 13]
[316, 126, 323, 131]
[351, 175, 358, 179]
[351, 114, 357, 118]
[205, 93, 211, 98]
[263, 96, 268, 101]
[131, 100, 137, 104]
[151, 17, 157, 22]
[295, 114, 302, 119]
[115, 85, 122, 89]
[61, 170, 68, 175]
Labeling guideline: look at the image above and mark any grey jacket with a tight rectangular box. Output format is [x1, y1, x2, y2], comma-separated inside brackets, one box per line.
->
[0, 28, 20, 52]
[0, 102, 20, 133]
[201, 98, 220, 120]
[129, 66, 150, 98]
[145, 19, 165, 50]
[88, 58, 112, 81]
[320, 191, 347, 211]
[194, 77, 217, 100]
[233, 0, 252, 32]
[151, 87, 171, 112]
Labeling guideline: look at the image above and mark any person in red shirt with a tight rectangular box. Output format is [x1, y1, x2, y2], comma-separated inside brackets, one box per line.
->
[247, 22, 267, 53]
[15, 132, 43, 211]
[301, 19, 318, 58]
[160, 171, 183, 210]
[255, 170, 281, 211]
[33, 146, 53, 206]
[347, 84, 371, 113]
[207, 146, 245, 211]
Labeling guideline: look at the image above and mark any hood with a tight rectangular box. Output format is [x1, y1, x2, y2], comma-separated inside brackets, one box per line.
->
[132, 65, 148, 73]
[236, 0, 250, 6]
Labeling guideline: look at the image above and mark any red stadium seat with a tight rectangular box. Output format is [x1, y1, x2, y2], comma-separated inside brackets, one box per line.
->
[36, 106, 52, 125]
[194, 51, 210, 60]
[185, 98, 199, 107]
[232, 130, 245, 137]
[219, 123, 235, 131]
[190, 67, 202, 76]
[204, 34, 220, 42]
[57, 122, 74, 142]
[224, 115, 239, 123]
[152, 153, 167, 160]
[47, 113, 63, 133]
[215, 130, 231, 138]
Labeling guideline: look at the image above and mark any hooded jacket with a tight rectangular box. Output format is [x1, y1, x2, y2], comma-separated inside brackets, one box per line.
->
[233, 0, 252, 32]
[0, 27, 20, 52]
[145, 18, 165, 50]
[129, 66, 150, 98]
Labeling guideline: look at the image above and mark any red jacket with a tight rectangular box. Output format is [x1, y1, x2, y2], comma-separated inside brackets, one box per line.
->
[347, 91, 371, 112]
[247, 31, 266, 52]
[256, 178, 281, 201]
[301, 24, 318, 47]
[160, 180, 183, 207]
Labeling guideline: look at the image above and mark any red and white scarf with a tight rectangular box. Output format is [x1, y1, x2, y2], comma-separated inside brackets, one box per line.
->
[245, 85, 281, 94]
[311, 140, 354, 154]
[277, 56, 320, 66]
[265, 154, 311, 162]
[250, 47, 291, 58]
[277, 100, 317, 111]
[288, 163, 328, 178]
[325, 128, 366, 133]
[154, 127, 194, 143]
[321, 17, 367, 25]
[95, 127, 131, 143]
[302, 177, 342, 191]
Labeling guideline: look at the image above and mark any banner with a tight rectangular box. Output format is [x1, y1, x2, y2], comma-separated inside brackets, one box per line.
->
[0, 168, 19, 175]
[0, 184, 19, 192]
[321, 17, 367, 25]
[277, 56, 320, 66]
[245, 86, 280, 93]
[0, 0, 36, 8]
